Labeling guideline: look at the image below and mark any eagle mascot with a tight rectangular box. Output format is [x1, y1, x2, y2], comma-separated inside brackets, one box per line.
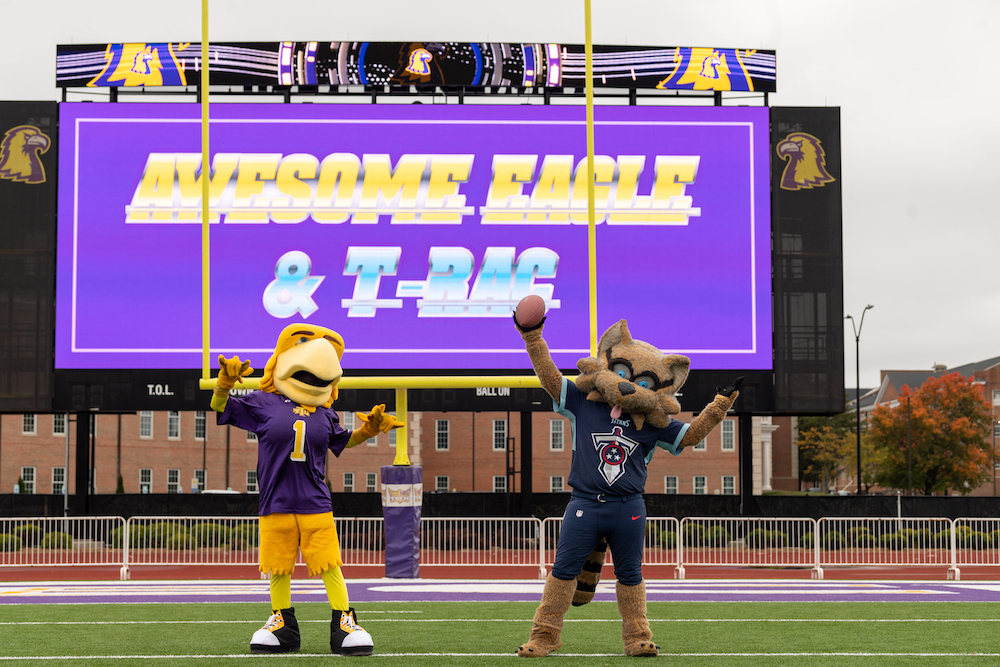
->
[514, 310, 741, 657]
[211, 323, 402, 656]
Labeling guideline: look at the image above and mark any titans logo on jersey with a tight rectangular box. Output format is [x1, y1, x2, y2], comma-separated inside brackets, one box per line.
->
[591, 426, 640, 486]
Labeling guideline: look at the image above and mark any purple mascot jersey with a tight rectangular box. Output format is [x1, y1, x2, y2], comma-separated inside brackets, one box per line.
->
[219, 391, 351, 516]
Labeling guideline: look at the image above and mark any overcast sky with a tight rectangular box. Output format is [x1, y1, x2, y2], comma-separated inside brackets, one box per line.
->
[4, 0, 997, 390]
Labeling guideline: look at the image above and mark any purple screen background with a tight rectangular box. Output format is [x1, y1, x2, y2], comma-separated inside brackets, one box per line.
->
[56, 103, 771, 372]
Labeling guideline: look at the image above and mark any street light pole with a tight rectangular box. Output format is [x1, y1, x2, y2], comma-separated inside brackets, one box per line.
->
[846, 304, 874, 495]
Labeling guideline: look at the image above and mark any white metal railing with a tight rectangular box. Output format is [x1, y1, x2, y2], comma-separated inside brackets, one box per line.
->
[7, 515, 1000, 581]
[541, 517, 681, 572]
[952, 518, 1000, 579]
[0, 516, 127, 578]
[420, 517, 544, 578]
[815, 517, 956, 579]
[677, 517, 818, 579]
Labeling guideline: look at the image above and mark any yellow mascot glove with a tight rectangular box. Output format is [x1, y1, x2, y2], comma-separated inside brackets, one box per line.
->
[348, 404, 405, 447]
[211, 354, 253, 412]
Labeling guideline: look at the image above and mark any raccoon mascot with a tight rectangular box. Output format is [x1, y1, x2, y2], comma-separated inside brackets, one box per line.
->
[514, 313, 741, 657]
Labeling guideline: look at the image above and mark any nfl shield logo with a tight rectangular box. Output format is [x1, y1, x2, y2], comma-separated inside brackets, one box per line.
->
[576, 510, 584, 517]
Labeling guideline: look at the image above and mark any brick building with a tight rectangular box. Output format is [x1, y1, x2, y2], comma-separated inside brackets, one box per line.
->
[1, 406, 783, 501]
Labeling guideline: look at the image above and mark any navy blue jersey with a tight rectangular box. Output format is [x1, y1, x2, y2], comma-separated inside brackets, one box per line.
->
[555, 378, 688, 496]
[218, 391, 351, 516]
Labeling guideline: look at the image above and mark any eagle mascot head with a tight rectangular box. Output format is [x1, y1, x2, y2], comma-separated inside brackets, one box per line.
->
[259, 323, 346, 408]
[0, 125, 50, 184]
[776, 132, 835, 191]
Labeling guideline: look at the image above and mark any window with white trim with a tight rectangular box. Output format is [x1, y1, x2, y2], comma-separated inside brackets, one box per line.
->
[550, 420, 564, 451]
[140, 411, 154, 439]
[52, 414, 66, 436]
[694, 476, 707, 495]
[246, 470, 259, 493]
[436, 420, 450, 450]
[194, 411, 206, 440]
[664, 476, 678, 494]
[22, 414, 36, 435]
[493, 419, 507, 451]
[435, 475, 449, 492]
[994, 421, 1000, 439]
[550, 476, 564, 492]
[167, 469, 180, 494]
[721, 420, 735, 450]
[246, 430, 258, 442]
[343, 412, 355, 431]
[366, 472, 378, 493]
[194, 469, 206, 492]
[168, 412, 181, 440]
[140, 468, 152, 493]
[343, 472, 354, 493]
[493, 476, 507, 493]
[722, 476, 735, 495]
[52, 467, 66, 495]
[389, 419, 397, 446]
[20, 467, 35, 494]
[694, 438, 707, 450]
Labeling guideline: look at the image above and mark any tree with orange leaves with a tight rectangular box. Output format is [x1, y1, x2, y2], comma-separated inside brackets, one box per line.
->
[868, 372, 995, 495]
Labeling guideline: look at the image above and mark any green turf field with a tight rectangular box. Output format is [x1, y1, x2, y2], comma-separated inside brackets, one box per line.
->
[4, 601, 1000, 666]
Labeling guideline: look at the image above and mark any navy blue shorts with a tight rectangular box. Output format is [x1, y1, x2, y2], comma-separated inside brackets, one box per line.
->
[550, 494, 646, 586]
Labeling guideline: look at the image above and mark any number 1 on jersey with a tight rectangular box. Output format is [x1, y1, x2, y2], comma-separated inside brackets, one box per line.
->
[290, 420, 306, 462]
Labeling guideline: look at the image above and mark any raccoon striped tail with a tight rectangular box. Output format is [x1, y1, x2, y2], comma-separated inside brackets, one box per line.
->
[571, 538, 607, 606]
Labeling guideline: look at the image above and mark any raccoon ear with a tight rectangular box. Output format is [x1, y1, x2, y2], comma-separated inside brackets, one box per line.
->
[664, 354, 691, 391]
[597, 320, 631, 355]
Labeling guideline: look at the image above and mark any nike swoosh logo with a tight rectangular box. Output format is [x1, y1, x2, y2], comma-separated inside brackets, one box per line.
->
[631, 515, 641, 521]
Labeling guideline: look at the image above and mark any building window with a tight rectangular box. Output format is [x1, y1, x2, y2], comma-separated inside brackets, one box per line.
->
[436, 420, 449, 450]
[53, 414, 66, 436]
[389, 419, 397, 446]
[493, 476, 507, 493]
[694, 476, 707, 495]
[994, 422, 1000, 439]
[22, 414, 36, 435]
[168, 411, 181, 440]
[21, 467, 36, 494]
[722, 476, 735, 495]
[342, 412, 355, 431]
[194, 469, 206, 492]
[194, 411, 206, 440]
[246, 470, 259, 493]
[140, 411, 153, 439]
[994, 389, 1000, 406]
[493, 419, 507, 451]
[694, 438, 707, 450]
[139, 469, 152, 493]
[246, 430, 258, 442]
[367, 433, 378, 446]
[550, 420, 564, 451]
[550, 476, 564, 492]
[343, 472, 354, 493]
[435, 475, 449, 492]
[664, 476, 678, 494]
[52, 467, 66, 495]
[366, 472, 378, 493]
[167, 469, 180, 494]
[721, 420, 735, 450]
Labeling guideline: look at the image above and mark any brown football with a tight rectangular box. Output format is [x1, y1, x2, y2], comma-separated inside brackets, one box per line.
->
[514, 294, 546, 328]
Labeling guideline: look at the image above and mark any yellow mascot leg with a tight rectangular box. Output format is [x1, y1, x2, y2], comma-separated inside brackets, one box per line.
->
[270, 572, 292, 611]
[321, 566, 350, 610]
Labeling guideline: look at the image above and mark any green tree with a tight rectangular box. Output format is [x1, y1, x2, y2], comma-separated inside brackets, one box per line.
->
[867, 373, 994, 495]
[797, 411, 856, 491]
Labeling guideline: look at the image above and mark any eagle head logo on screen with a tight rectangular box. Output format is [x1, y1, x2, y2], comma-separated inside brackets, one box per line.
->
[776, 132, 835, 191]
[0, 125, 50, 185]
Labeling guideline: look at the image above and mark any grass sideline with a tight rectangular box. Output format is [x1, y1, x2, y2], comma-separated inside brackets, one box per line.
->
[4, 601, 1000, 666]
